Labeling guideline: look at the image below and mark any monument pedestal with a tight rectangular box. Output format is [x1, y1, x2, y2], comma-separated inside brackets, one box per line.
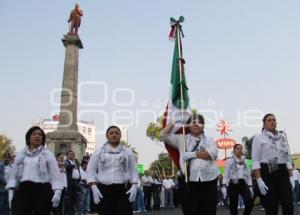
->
[46, 130, 87, 161]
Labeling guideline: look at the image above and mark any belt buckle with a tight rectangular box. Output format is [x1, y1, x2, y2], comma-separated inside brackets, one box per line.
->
[268, 162, 279, 173]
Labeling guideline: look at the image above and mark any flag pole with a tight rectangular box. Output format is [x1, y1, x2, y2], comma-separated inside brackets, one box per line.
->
[176, 27, 189, 183]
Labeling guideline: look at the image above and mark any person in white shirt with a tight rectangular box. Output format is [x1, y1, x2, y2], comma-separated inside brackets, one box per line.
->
[161, 113, 219, 215]
[87, 125, 138, 215]
[6, 126, 63, 215]
[3, 152, 13, 185]
[297, 169, 300, 203]
[134, 174, 146, 212]
[160, 175, 165, 208]
[224, 144, 253, 215]
[252, 113, 294, 215]
[53, 152, 67, 215]
[77, 160, 90, 215]
[292, 166, 300, 203]
[64, 150, 81, 215]
[162, 175, 175, 208]
[141, 170, 153, 211]
[152, 174, 162, 210]
[1, 152, 13, 215]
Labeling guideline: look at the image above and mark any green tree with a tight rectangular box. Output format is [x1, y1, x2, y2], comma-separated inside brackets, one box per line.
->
[242, 136, 254, 159]
[146, 122, 162, 142]
[148, 152, 173, 177]
[0, 134, 15, 160]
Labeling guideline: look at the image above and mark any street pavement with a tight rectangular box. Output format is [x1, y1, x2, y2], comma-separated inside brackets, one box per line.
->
[143, 204, 300, 215]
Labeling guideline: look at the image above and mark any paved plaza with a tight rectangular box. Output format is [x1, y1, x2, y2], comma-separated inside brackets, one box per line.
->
[144, 205, 300, 215]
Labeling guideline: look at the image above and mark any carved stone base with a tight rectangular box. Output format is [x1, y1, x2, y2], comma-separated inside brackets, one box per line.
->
[46, 130, 87, 161]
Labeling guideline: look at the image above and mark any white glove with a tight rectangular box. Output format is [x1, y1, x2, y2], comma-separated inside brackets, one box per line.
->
[249, 187, 254, 198]
[182, 152, 196, 161]
[8, 190, 14, 209]
[91, 184, 103, 204]
[52, 190, 62, 208]
[256, 178, 268, 195]
[126, 184, 137, 202]
[290, 176, 295, 190]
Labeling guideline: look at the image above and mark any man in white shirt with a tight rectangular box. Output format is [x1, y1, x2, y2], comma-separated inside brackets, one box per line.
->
[77, 160, 90, 215]
[64, 150, 81, 215]
[134, 174, 146, 212]
[162, 175, 175, 208]
[292, 167, 300, 203]
[1, 152, 12, 215]
[141, 170, 153, 211]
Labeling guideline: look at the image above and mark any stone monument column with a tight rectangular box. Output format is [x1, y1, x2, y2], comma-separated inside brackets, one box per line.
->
[46, 34, 86, 161]
[58, 35, 83, 131]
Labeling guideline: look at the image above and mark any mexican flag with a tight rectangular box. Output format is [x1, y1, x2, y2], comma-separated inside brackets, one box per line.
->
[162, 17, 190, 168]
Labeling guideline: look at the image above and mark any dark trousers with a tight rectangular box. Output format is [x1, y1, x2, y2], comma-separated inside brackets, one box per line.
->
[64, 185, 79, 215]
[12, 181, 53, 215]
[189, 178, 218, 215]
[152, 186, 161, 210]
[228, 179, 253, 215]
[97, 183, 132, 215]
[293, 181, 299, 203]
[177, 174, 192, 215]
[0, 191, 10, 215]
[143, 186, 152, 211]
[260, 163, 294, 215]
[173, 188, 179, 207]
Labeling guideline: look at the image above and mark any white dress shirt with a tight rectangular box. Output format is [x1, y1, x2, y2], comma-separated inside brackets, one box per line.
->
[161, 133, 219, 182]
[60, 171, 68, 188]
[137, 178, 142, 189]
[87, 143, 138, 185]
[7, 147, 63, 190]
[163, 179, 175, 190]
[141, 175, 153, 186]
[80, 167, 87, 181]
[292, 169, 300, 182]
[4, 164, 12, 182]
[153, 178, 162, 185]
[223, 156, 252, 186]
[252, 130, 292, 170]
[67, 160, 81, 180]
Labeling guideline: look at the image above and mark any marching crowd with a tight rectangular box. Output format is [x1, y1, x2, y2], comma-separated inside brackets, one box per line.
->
[0, 113, 299, 215]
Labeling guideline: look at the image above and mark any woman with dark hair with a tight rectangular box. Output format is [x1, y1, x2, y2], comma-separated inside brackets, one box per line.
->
[161, 113, 219, 215]
[86, 125, 138, 215]
[224, 144, 253, 215]
[252, 113, 294, 215]
[6, 126, 63, 215]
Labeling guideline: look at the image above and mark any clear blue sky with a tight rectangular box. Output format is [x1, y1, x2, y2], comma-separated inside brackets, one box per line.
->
[1, 0, 300, 166]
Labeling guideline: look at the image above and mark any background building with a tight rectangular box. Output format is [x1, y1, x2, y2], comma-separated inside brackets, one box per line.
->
[33, 116, 96, 155]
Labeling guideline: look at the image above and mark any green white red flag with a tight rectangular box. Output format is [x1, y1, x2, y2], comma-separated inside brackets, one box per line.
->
[162, 16, 190, 168]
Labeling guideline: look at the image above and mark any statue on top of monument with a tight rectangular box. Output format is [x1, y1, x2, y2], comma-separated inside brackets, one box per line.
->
[68, 4, 83, 36]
